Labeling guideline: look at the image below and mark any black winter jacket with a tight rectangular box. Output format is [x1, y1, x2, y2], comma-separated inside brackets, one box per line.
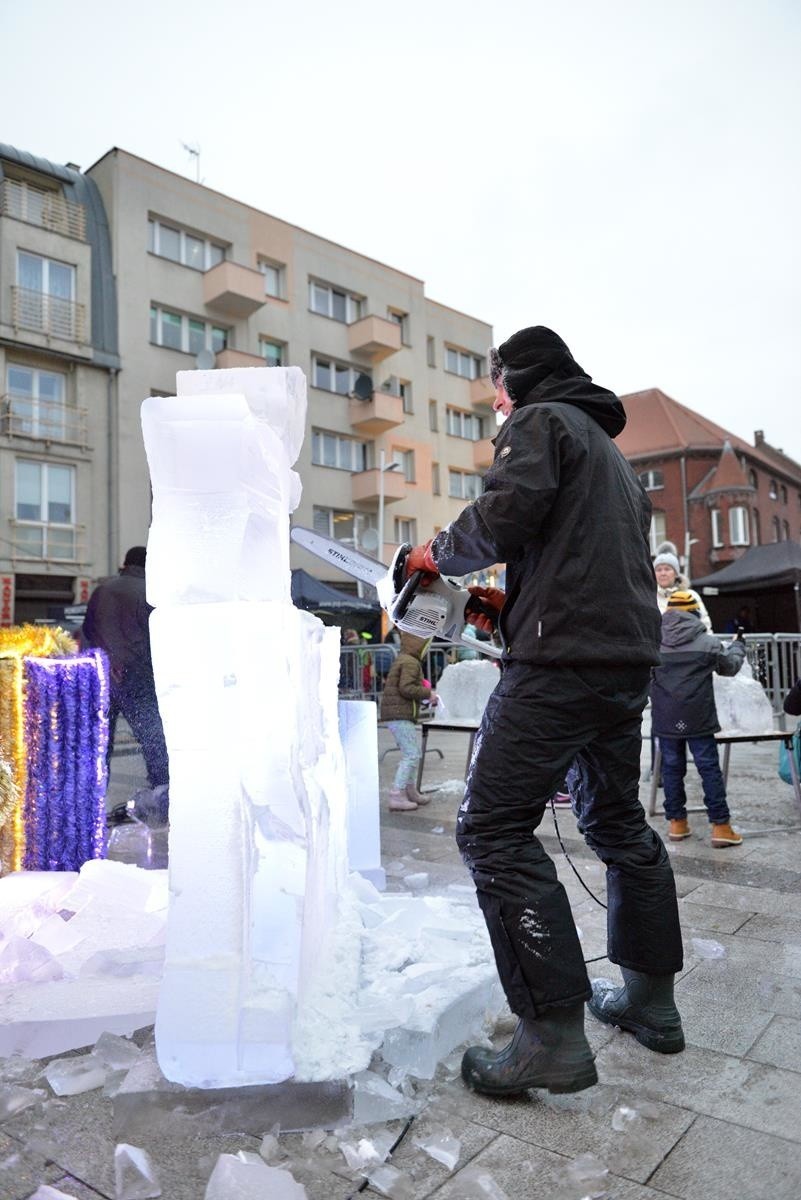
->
[82, 565, 154, 676]
[429, 374, 661, 667]
[650, 611, 746, 738]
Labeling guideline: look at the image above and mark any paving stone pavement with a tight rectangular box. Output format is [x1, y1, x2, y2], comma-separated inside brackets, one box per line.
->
[1, 718, 800, 1199]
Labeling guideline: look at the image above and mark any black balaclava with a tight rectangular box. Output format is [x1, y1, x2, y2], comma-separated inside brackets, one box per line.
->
[490, 326, 586, 406]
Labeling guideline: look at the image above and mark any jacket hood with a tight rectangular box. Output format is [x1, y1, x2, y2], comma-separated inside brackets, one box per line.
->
[661, 609, 703, 648]
[400, 632, 431, 659]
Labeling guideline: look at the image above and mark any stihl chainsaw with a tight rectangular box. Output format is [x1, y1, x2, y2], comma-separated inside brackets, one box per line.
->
[290, 526, 502, 660]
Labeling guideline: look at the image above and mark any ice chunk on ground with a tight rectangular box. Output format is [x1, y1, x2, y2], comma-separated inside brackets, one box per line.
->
[114, 1142, 161, 1198]
[433, 660, 498, 722]
[612, 1104, 638, 1131]
[565, 1151, 609, 1190]
[443, 1166, 510, 1198]
[0, 1082, 42, 1120]
[0, 935, 63, 984]
[44, 1054, 110, 1096]
[205, 1152, 308, 1199]
[94, 1031, 143, 1070]
[381, 974, 505, 1079]
[434, 779, 466, 797]
[413, 1126, 460, 1170]
[0, 871, 79, 939]
[339, 1131, 394, 1171]
[691, 937, 726, 960]
[403, 873, 430, 892]
[26, 1187, 78, 1199]
[259, 1132, 281, 1161]
[353, 1070, 420, 1124]
[365, 1163, 415, 1199]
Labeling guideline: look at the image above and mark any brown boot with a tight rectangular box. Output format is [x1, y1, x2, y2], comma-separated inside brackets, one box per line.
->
[388, 789, 417, 812]
[668, 819, 691, 841]
[405, 782, 430, 806]
[711, 823, 742, 847]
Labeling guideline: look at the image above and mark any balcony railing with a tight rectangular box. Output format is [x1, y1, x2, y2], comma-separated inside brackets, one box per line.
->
[8, 519, 86, 564]
[214, 348, 266, 369]
[1, 179, 87, 241]
[351, 467, 407, 506]
[347, 315, 402, 363]
[348, 389, 404, 436]
[12, 286, 88, 343]
[1, 394, 88, 446]
[203, 261, 266, 317]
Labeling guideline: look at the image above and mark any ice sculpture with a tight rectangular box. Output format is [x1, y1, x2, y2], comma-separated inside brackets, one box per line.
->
[433, 660, 500, 723]
[142, 368, 352, 1087]
[713, 658, 774, 734]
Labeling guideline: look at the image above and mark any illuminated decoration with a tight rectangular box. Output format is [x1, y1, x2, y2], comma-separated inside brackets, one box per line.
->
[0, 751, 17, 837]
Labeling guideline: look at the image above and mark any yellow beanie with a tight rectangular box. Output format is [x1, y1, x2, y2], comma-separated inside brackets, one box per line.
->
[667, 590, 701, 613]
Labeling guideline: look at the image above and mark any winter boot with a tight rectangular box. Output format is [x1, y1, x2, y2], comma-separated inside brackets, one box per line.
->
[587, 968, 684, 1054]
[668, 818, 691, 841]
[711, 823, 743, 847]
[388, 789, 417, 812]
[461, 1004, 597, 1096]
[405, 782, 430, 806]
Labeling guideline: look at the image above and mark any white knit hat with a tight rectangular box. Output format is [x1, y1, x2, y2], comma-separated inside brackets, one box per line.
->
[653, 552, 680, 573]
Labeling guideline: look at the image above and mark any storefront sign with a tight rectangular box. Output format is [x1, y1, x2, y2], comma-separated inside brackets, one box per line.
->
[0, 576, 14, 627]
[74, 577, 91, 604]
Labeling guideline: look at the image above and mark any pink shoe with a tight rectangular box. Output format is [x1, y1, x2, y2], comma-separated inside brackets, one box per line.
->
[388, 790, 418, 812]
[552, 792, 572, 807]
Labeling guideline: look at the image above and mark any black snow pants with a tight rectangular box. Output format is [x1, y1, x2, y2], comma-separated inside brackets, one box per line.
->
[456, 662, 683, 1020]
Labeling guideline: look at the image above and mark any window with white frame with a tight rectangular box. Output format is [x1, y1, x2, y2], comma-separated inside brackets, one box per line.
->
[432, 462, 441, 494]
[445, 346, 484, 380]
[649, 511, 667, 554]
[729, 506, 750, 546]
[312, 355, 368, 396]
[6, 365, 67, 440]
[392, 448, 415, 483]
[446, 407, 485, 441]
[15, 460, 76, 559]
[259, 260, 285, 298]
[260, 338, 285, 367]
[388, 308, 410, 344]
[150, 306, 228, 354]
[311, 429, 368, 472]
[394, 517, 417, 544]
[17, 251, 75, 300]
[148, 218, 225, 270]
[399, 381, 413, 414]
[448, 469, 483, 500]
[311, 506, 375, 546]
[639, 469, 664, 491]
[711, 508, 724, 547]
[309, 280, 362, 323]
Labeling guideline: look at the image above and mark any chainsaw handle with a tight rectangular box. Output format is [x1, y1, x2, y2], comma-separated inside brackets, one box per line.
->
[464, 592, 501, 625]
[392, 569, 424, 624]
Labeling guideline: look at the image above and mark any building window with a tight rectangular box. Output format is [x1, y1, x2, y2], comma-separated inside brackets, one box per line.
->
[783, 520, 790, 541]
[432, 462, 440, 494]
[427, 336, 436, 367]
[769, 478, 778, 500]
[394, 517, 418, 544]
[150, 306, 228, 354]
[388, 309, 410, 345]
[711, 508, 723, 548]
[148, 218, 225, 270]
[446, 407, 485, 441]
[5, 366, 67, 440]
[15, 460, 76, 559]
[312, 355, 368, 396]
[753, 508, 761, 544]
[260, 338, 285, 367]
[311, 430, 367, 472]
[729, 506, 750, 546]
[649, 511, 667, 554]
[445, 346, 484, 380]
[15, 251, 81, 340]
[781, 484, 788, 504]
[312, 506, 375, 546]
[259, 260, 285, 299]
[748, 468, 758, 488]
[399, 381, 413, 414]
[429, 400, 438, 431]
[309, 280, 362, 323]
[639, 469, 664, 491]
[392, 449, 415, 483]
[772, 515, 781, 542]
[17, 250, 75, 301]
[448, 469, 483, 500]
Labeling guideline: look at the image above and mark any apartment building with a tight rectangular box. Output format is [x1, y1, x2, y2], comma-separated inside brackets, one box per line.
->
[86, 148, 497, 592]
[0, 144, 120, 623]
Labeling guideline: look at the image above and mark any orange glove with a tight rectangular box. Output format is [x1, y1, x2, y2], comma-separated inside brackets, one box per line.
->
[405, 540, 439, 585]
[465, 585, 506, 635]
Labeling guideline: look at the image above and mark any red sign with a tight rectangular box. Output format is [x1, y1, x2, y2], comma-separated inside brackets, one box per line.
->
[0, 575, 14, 627]
[75, 577, 91, 604]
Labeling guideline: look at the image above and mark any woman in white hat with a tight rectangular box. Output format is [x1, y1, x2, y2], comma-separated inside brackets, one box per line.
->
[653, 549, 712, 631]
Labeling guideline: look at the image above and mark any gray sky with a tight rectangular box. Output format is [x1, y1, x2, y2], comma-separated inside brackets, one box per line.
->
[4, 0, 799, 460]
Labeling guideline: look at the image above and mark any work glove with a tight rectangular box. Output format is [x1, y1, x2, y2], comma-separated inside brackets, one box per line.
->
[466, 585, 506, 635]
[405, 540, 439, 585]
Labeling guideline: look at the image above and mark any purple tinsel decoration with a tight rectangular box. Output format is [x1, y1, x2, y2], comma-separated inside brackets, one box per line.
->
[22, 650, 110, 871]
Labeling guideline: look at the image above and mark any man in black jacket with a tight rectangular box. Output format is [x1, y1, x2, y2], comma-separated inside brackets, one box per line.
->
[406, 327, 684, 1095]
[82, 546, 169, 792]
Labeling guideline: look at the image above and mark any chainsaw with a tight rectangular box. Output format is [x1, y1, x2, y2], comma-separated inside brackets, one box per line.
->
[290, 527, 502, 660]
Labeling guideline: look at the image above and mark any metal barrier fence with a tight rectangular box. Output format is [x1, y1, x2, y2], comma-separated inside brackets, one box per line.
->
[740, 634, 801, 724]
[338, 643, 463, 704]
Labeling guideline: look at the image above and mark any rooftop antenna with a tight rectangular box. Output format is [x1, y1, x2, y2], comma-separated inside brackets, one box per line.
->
[181, 141, 201, 183]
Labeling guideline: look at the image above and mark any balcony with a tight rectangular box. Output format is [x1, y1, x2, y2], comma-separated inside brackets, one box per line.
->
[347, 315, 401, 363]
[351, 467, 407, 506]
[349, 389, 404, 436]
[214, 348, 266, 369]
[1, 394, 89, 447]
[1, 179, 86, 241]
[8, 519, 87, 564]
[12, 286, 87, 344]
[473, 437, 495, 470]
[470, 375, 495, 406]
[203, 261, 266, 318]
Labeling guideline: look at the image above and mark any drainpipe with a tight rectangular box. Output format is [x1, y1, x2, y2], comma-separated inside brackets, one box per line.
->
[107, 367, 119, 576]
[680, 455, 690, 576]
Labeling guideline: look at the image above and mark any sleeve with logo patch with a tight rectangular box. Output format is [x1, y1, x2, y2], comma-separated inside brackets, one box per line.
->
[429, 406, 561, 576]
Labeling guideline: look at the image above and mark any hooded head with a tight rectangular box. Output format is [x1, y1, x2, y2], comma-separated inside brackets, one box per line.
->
[400, 631, 431, 659]
[123, 545, 147, 569]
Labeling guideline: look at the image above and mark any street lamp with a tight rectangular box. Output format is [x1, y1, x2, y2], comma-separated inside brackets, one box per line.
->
[378, 448, 401, 565]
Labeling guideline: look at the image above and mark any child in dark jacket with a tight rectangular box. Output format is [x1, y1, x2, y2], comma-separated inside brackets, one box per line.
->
[650, 591, 746, 847]
[379, 632, 438, 811]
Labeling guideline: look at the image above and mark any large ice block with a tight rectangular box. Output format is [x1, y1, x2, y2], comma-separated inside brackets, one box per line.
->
[433, 660, 499, 722]
[339, 701, 385, 888]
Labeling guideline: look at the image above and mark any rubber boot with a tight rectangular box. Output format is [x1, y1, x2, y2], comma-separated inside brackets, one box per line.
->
[405, 782, 430, 806]
[461, 1004, 597, 1096]
[587, 967, 684, 1053]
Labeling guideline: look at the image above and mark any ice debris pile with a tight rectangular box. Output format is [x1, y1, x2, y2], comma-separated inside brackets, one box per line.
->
[713, 657, 774, 734]
[433, 659, 499, 722]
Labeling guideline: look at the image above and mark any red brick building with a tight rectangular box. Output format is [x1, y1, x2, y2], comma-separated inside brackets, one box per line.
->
[616, 389, 801, 581]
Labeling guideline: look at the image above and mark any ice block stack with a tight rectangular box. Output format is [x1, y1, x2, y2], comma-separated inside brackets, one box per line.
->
[142, 367, 352, 1087]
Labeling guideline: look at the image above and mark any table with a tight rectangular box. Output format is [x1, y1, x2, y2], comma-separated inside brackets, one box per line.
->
[417, 719, 480, 792]
[648, 730, 801, 818]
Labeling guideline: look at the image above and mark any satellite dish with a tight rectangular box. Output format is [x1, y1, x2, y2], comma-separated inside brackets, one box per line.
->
[195, 349, 215, 371]
[351, 373, 373, 402]
[360, 528, 379, 553]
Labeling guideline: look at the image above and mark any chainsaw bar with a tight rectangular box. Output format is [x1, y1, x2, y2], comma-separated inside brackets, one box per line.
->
[290, 526, 387, 586]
